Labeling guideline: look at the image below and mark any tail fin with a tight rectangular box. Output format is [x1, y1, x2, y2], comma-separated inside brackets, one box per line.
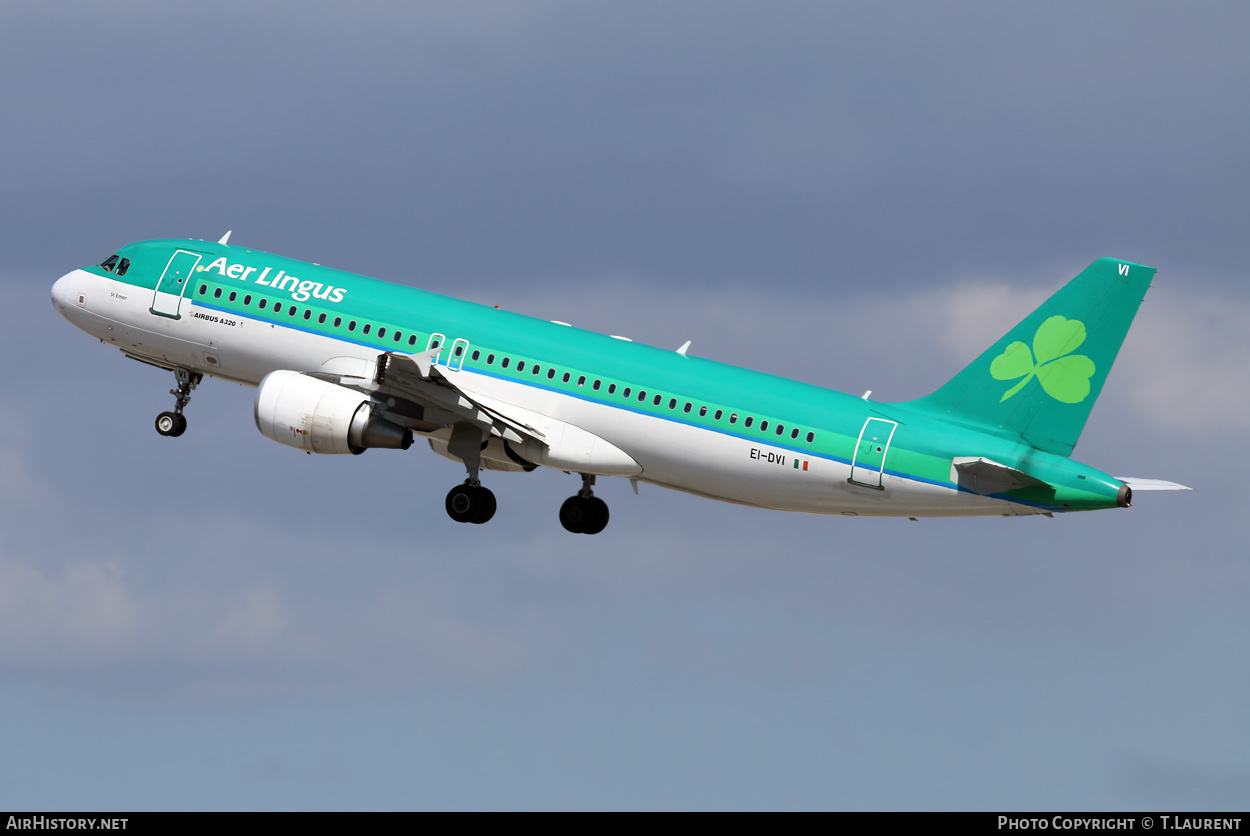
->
[904, 258, 1155, 457]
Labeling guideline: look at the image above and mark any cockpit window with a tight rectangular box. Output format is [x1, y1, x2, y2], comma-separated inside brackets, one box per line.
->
[115, 258, 130, 277]
[100, 255, 119, 273]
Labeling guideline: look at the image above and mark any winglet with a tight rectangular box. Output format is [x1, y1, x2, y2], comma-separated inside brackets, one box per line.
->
[409, 347, 442, 379]
[676, 340, 691, 356]
[218, 230, 232, 245]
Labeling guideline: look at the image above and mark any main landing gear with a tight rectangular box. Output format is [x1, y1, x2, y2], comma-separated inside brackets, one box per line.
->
[444, 423, 497, 525]
[560, 474, 609, 535]
[155, 368, 200, 438]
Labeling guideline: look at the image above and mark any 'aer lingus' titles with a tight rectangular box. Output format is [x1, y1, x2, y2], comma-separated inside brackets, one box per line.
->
[197, 256, 347, 303]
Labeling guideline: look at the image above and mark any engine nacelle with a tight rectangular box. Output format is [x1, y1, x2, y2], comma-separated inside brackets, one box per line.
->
[254, 370, 413, 455]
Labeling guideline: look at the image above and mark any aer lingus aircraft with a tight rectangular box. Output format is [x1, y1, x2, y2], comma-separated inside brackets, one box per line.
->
[51, 234, 1188, 533]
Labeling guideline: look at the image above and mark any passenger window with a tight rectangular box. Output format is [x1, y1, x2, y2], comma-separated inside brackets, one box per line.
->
[259, 299, 268, 310]
[638, 390, 646, 402]
[775, 424, 784, 435]
[409, 335, 418, 346]
[668, 398, 677, 410]
[100, 255, 119, 272]
[745, 417, 753, 428]
[472, 350, 481, 361]
[273, 303, 282, 313]
[806, 432, 815, 443]
[684, 402, 692, 413]
[699, 406, 707, 417]
[759, 420, 766, 431]
[729, 413, 738, 424]
[548, 369, 556, 380]
[377, 327, 385, 338]
[303, 310, 312, 320]
[653, 394, 661, 406]
[116, 258, 130, 277]
[562, 372, 570, 383]
[454, 345, 463, 357]
[244, 295, 252, 305]
[578, 375, 586, 386]
[502, 358, 510, 369]
[623, 388, 631, 398]
[289, 306, 297, 316]
[318, 313, 326, 324]
[594, 380, 602, 391]
[791, 428, 799, 439]
[487, 354, 496, 365]
[606, 383, 614, 394]
[517, 361, 525, 372]
[714, 409, 723, 420]
[228, 291, 237, 302]
[394, 331, 402, 342]
[199, 284, 207, 295]
[333, 316, 341, 327]
[363, 324, 371, 334]
[213, 288, 222, 299]
[348, 320, 356, 331]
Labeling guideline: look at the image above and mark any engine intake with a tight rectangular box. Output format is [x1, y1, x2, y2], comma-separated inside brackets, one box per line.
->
[254, 370, 413, 455]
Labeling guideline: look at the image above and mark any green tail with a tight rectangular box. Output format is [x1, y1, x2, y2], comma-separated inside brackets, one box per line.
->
[904, 258, 1155, 457]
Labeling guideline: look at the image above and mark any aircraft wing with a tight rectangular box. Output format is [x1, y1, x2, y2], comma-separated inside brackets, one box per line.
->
[373, 349, 544, 443]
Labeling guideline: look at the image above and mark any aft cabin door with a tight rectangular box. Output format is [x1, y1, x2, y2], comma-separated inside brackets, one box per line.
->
[151, 250, 202, 318]
[849, 418, 898, 489]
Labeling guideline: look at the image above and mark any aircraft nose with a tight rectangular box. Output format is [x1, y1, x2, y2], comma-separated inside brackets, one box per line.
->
[51, 271, 78, 310]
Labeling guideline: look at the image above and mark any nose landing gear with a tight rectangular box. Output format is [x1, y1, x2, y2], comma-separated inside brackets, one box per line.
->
[155, 368, 200, 438]
[560, 474, 609, 535]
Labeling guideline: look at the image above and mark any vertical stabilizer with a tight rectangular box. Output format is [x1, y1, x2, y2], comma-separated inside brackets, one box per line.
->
[904, 258, 1154, 457]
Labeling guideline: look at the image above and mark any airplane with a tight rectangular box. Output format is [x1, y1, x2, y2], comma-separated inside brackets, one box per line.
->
[50, 232, 1189, 533]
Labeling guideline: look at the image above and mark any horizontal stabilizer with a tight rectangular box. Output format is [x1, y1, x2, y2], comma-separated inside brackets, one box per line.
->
[1114, 477, 1192, 491]
[951, 457, 1051, 496]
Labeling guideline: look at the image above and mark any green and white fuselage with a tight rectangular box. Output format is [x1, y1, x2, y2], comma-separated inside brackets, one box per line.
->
[51, 237, 1185, 526]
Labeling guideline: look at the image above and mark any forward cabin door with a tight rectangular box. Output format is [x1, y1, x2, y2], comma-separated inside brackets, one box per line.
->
[849, 417, 898, 489]
[150, 249, 203, 318]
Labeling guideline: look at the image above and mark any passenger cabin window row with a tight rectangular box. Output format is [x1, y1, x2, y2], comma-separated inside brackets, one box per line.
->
[193, 279, 819, 447]
[196, 281, 422, 347]
[474, 347, 818, 446]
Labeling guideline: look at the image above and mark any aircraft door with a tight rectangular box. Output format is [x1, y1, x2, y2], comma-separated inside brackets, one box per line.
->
[427, 333, 446, 367]
[849, 417, 898, 489]
[448, 338, 470, 371]
[150, 249, 202, 318]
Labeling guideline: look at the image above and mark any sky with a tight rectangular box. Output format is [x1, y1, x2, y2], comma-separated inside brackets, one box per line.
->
[1, 1, 1248, 810]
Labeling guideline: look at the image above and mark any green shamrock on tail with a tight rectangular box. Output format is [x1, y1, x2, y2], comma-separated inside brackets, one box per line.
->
[990, 315, 1096, 404]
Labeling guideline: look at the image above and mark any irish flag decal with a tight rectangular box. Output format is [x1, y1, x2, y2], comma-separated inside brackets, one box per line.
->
[793, 459, 809, 471]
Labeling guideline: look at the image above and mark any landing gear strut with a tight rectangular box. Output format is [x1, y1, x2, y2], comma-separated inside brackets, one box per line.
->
[560, 474, 609, 535]
[444, 422, 496, 525]
[155, 368, 200, 438]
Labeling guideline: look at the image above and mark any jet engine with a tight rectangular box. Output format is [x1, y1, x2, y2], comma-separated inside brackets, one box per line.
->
[254, 370, 413, 455]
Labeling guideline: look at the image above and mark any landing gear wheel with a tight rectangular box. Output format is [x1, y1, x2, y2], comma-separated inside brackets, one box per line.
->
[560, 496, 609, 534]
[155, 411, 186, 437]
[583, 497, 609, 535]
[559, 496, 590, 533]
[446, 484, 496, 524]
[471, 487, 497, 525]
[446, 484, 482, 524]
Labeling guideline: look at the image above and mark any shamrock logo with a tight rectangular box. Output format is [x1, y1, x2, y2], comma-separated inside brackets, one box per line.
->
[990, 315, 1096, 404]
